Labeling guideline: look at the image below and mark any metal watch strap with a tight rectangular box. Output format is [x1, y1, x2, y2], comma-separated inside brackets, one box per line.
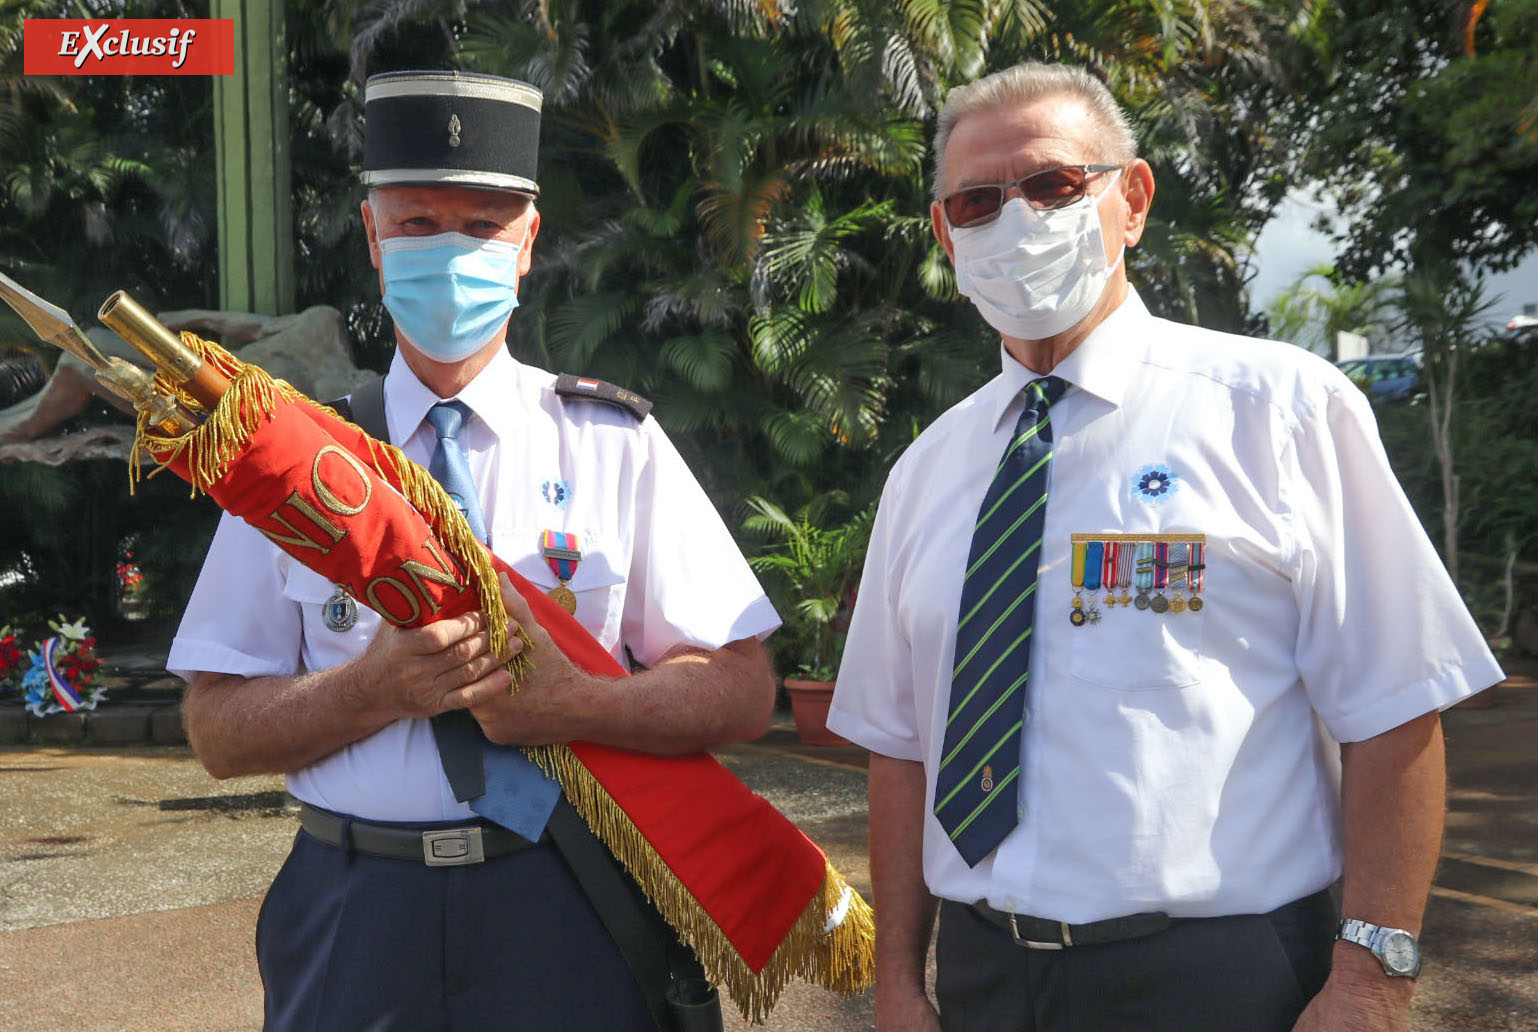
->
[1337, 918, 1421, 978]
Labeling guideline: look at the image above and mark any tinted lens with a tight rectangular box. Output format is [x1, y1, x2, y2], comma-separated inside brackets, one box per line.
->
[944, 186, 1004, 228]
[1022, 166, 1090, 209]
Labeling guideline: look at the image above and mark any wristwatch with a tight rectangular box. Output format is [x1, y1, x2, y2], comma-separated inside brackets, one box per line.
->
[1336, 918, 1422, 978]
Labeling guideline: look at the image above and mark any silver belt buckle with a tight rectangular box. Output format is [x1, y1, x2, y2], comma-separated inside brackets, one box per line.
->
[422, 827, 486, 866]
[1009, 913, 1069, 950]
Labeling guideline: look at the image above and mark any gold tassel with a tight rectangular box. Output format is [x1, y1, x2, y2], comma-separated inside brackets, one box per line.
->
[527, 744, 876, 1022]
[136, 333, 530, 677]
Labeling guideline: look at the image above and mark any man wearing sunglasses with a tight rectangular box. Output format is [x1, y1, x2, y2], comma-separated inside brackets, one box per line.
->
[828, 62, 1501, 1032]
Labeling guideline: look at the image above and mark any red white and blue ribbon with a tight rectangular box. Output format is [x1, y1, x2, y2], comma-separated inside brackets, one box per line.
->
[43, 636, 84, 712]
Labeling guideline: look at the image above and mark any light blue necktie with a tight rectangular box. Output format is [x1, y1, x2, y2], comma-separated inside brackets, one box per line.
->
[934, 376, 1067, 865]
[424, 401, 560, 840]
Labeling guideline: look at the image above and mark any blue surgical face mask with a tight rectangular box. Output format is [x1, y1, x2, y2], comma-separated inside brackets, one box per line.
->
[379, 229, 526, 363]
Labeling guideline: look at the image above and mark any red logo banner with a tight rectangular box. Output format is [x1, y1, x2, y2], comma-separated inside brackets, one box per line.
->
[23, 19, 235, 76]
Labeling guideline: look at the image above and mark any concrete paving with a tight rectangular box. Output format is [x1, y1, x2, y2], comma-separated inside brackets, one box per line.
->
[1, 671, 1535, 1031]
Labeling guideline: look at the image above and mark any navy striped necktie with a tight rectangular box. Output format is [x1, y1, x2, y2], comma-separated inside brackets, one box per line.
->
[934, 375, 1068, 866]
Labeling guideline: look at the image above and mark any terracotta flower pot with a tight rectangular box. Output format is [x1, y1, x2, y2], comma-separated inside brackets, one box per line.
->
[783, 678, 849, 746]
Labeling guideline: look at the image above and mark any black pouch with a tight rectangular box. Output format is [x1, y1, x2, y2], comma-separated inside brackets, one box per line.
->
[665, 976, 723, 1032]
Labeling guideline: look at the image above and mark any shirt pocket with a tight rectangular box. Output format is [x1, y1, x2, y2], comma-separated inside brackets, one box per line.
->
[280, 562, 378, 663]
[1067, 604, 1205, 690]
[505, 532, 628, 648]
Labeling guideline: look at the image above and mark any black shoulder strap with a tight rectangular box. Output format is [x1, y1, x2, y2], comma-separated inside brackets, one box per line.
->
[347, 372, 389, 443]
[553, 373, 653, 422]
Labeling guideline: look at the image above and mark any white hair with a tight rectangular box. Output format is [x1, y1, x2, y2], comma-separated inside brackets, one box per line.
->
[932, 63, 1138, 202]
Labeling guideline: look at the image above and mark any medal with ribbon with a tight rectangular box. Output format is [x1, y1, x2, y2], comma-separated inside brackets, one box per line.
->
[1100, 541, 1122, 608]
[1134, 541, 1156, 610]
[1167, 542, 1190, 614]
[1082, 541, 1104, 624]
[1150, 542, 1171, 613]
[1188, 541, 1205, 611]
[1114, 540, 1134, 607]
[540, 529, 581, 614]
[1070, 541, 1088, 625]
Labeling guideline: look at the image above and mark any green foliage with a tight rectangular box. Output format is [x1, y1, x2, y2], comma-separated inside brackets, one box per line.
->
[1297, 0, 1538, 279]
[744, 493, 874, 680]
[0, 0, 1374, 643]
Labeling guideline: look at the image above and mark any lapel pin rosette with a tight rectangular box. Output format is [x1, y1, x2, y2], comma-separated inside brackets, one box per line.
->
[20, 616, 104, 717]
[0, 273, 876, 1022]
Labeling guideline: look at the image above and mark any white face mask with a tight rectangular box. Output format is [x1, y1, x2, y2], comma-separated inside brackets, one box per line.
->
[950, 170, 1124, 341]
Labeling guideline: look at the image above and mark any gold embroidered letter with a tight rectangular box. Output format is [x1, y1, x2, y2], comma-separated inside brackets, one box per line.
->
[311, 445, 373, 517]
[257, 491, 345, 554]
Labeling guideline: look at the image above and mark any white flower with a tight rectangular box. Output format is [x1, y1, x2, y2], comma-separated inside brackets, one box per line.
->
[57, 618, 90, 641]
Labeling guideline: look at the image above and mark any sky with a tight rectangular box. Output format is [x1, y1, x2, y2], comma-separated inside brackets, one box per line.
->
[1246, 191, 1538, 332]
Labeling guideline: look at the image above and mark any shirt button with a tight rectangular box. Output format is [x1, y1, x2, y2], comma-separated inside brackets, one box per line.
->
[1003, 896, 1019, 911]
[1017, 804, 1026, 821]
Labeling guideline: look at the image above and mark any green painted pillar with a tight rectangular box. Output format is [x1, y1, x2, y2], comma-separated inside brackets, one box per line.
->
[213, 0, 294, 315]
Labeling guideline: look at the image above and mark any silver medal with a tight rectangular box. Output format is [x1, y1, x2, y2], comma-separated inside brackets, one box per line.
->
[324, 586, 359, 632]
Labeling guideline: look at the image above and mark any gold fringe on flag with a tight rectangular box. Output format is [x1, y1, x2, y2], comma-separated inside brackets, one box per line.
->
[527, 743, 877, 1022]
[131, 333, 529, 676]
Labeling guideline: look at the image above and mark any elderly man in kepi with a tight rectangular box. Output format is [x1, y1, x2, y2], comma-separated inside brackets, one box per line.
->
[828, 61, 1503, 1032]
[168, 70, 780, 1031]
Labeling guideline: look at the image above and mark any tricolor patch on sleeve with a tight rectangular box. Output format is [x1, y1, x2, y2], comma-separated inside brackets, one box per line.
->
[554, 373, 653, 421]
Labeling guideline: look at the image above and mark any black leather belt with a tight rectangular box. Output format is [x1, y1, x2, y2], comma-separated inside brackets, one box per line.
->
[970, 902, 1172, 949]
[298, 803, 546, 867]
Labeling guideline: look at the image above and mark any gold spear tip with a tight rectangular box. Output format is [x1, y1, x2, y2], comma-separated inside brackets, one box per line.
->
[0, 269, 114, 369]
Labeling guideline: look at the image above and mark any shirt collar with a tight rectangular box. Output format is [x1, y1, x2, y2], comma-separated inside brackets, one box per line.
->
[385, 345, 526, 445]
[988, 288, 1151, 430]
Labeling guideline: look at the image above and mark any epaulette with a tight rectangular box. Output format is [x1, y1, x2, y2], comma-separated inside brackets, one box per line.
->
[553, 373, 653, 421]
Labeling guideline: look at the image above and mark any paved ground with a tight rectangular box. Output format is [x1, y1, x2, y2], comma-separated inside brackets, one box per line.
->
[1, 670, 1535, 1031]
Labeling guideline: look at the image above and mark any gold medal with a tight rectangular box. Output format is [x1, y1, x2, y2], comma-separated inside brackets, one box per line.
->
[548, 583, 577, 614]
[1170, 592, 1187, 614]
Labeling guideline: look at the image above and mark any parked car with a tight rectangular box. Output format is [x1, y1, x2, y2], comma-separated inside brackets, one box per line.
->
[1335, 352, 1422, 402]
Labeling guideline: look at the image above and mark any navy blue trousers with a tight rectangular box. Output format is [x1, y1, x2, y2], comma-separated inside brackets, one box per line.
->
[935, 890, 1337, 1032]
[256, 828, 656, 1032]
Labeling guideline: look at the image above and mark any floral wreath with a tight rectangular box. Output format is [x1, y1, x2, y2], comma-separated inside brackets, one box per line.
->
[0, 625, 22, 694]
[17, 616, 105, 717]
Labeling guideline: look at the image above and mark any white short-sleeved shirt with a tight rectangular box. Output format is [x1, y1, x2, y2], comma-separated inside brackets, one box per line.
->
[827, 290, 1503, 923]
[169, 346, 780, 821]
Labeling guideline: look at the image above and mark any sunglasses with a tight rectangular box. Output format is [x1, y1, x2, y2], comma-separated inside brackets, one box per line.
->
[942, 164, 1122, 228]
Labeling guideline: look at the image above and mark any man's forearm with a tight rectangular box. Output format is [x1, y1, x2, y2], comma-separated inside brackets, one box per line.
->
[1296, 710, 1447, 1030]
[869, 753, 938, 1006]
[539, 637, 776, 755]
[1338, 710, 1446, 934]
[183, 662, 393, 779]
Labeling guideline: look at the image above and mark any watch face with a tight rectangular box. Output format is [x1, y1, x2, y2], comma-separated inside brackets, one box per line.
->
[1381, 930, 1419, 974]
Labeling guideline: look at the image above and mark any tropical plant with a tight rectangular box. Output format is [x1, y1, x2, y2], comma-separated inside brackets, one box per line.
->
[743, 494, 874, 681]
[1266, 264, 1402, 359]
[1396, 265, 1497, 590]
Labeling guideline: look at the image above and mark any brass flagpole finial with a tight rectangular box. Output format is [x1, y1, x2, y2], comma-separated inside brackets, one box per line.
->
[0, 270, 197, 433]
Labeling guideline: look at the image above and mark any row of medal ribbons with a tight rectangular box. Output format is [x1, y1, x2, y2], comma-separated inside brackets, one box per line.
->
[1068, 533, 1206, 626]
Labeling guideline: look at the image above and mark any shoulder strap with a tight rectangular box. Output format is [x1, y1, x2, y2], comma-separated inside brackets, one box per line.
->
[553, 373, 653, 422]
[347, 372, 389, 444]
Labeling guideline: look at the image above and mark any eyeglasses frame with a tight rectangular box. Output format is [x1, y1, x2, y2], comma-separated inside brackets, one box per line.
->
[941, 163, 1124, 228]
